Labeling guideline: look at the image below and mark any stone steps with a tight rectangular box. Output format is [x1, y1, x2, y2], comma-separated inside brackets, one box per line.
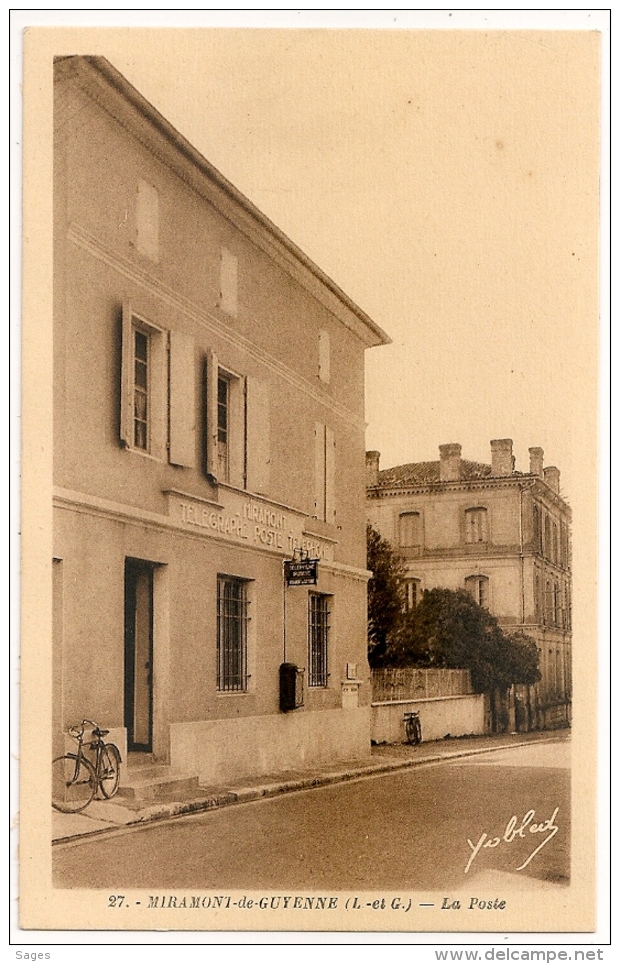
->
[118, 759, 200, 802]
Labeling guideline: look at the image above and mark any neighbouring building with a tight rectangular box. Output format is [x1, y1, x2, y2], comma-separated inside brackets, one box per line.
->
[366, 440, 572, 730]
[53, 56, 390, 787]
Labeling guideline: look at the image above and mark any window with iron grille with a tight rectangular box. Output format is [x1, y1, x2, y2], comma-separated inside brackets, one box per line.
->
[217, 576, 250, 692]
[308, 593, 330, 687]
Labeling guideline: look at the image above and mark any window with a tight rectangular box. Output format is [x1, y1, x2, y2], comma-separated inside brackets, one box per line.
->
[133, 329, 149, 450]
[465, 575, 489, 608]
[217, 374, 230, 482]
[217, 576, 249, 692]
[314, 422, 336, 523]
[204, 351, 270, 491]
[532, 504, 542, 553]
[136, 179, 159, 262]
[465, 507, 488, 544]
[404, 578, 422, 611]
[399, 512, 421, 548]
[308, 594, 330, 687]
[544, 515, 552, 561]
[121, 305, 166, 459]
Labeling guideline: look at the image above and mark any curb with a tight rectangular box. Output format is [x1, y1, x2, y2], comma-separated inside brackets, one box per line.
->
[51, 735, 563, 846]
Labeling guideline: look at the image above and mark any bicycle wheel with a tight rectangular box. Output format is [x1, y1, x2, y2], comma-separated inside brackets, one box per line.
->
[99, 743, 121, 799]
[52, 754, 96, 813]
[405, 716, 422, 746]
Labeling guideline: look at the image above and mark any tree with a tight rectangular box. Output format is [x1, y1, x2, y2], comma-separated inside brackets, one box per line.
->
[366, 524, 406, 667]
[384, 587, 541, 694]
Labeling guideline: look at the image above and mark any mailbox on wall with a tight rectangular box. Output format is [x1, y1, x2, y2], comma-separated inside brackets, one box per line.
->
[279, 662, 305, 712]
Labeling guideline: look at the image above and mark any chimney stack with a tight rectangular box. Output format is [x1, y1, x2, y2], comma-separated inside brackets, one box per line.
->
[366, 451, 380, 488]
[439, 443, 462, 482]
[490, 439, 514, 477]
[529, 447, 544, 477]
[543, 466, 561, 494]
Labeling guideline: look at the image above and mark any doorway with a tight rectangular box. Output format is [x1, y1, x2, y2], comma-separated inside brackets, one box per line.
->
[124, 559, 154, 752]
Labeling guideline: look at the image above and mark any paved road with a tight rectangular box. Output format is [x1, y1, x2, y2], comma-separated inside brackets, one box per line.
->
[53, 739, 570, 892]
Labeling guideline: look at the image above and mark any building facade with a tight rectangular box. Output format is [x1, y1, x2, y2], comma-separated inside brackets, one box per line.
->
[53, 56, 389, 785]
[366, 440, 572, 730]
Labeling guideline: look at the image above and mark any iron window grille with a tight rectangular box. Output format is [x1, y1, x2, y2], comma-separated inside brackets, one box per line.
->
[308, 593, 330, 687]
[217, 576, 250, 692]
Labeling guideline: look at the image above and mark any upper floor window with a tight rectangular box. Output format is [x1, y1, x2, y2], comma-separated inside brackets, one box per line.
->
[465, 574, 489, 608]
[217, 374, 230, 482]
[465, 507, 488, 544]
[403, 578, 422, 611]
[308, 593, 330, 687]
[120, 305, 166, 461]
[136, 179, 159, 262]
[204, 350, 270, 493]
[399, 512, 421, 548]
[217, 575, 250, 692]
[532, 503, 542, 553]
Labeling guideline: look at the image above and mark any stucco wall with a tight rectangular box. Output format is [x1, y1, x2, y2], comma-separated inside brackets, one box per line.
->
[170, 706, 371, 785]
[371, 695, 487, 745]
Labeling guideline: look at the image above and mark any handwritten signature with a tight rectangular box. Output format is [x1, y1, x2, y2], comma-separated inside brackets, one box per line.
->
[465, 808, 559, 874]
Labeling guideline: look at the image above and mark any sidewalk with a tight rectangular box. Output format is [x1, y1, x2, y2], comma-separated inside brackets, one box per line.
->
[52, 728, 569, 845]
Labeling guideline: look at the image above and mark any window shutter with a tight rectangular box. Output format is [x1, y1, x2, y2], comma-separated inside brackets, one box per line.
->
[325, 426, 336, 524]
[245, 376, 270, 495]
[168, 330, 195, 467]
[204, 349, 219, 480]
[120, 302, 134, 447]
[314, 422, 326, 521]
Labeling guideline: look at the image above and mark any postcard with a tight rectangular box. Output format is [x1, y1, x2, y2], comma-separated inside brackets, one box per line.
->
[15, 11, 608, 943]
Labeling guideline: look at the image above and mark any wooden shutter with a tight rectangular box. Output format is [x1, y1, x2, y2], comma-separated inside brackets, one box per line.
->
[245, 376, 270, 494]
[325, 426, 336, 524]
[168, 330, 195, 467]
[120, 302, 134, 447]
[204, 349, 219, 480]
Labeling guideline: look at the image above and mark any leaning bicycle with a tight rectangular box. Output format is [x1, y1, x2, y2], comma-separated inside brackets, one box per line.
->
[52, 720, 122, 813]
[403, 710, 422, 746]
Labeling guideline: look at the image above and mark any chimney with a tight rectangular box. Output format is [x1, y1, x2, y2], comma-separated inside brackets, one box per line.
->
[366, 451, 380, 488]
[529, 447, 544, 477]
[439, 443, 462, 482]
[543, 466, 560, 494]
[490, 439, 514, 477]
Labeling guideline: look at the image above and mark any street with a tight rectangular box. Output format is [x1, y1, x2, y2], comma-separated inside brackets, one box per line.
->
[53, 738, 570, 892]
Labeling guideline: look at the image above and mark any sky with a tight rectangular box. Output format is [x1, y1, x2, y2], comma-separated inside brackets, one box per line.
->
[31, 13, 603, 513]
[11, 11, 611, 944]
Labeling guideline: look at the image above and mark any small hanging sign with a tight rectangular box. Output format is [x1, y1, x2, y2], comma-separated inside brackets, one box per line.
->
[284, 552, 319, 586]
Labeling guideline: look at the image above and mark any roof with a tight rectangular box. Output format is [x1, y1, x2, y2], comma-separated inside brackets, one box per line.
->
[55, 56, 391, 350]
[374, 459, 525, 488]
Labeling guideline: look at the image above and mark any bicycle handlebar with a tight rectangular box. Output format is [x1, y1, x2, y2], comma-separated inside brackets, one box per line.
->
[68, 719, 100, 740]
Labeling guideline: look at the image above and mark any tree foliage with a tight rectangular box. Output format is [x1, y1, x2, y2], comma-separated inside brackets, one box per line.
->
[369, 577, 541, 693]
[366, 524, 406, 667]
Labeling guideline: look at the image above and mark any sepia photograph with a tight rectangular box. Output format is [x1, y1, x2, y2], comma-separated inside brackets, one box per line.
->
[15, 10, 608, 942]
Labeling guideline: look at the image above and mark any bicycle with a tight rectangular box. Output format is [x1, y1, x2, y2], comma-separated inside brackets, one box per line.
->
[403, 710, 422, 746]
[52, 720, 122, 813]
